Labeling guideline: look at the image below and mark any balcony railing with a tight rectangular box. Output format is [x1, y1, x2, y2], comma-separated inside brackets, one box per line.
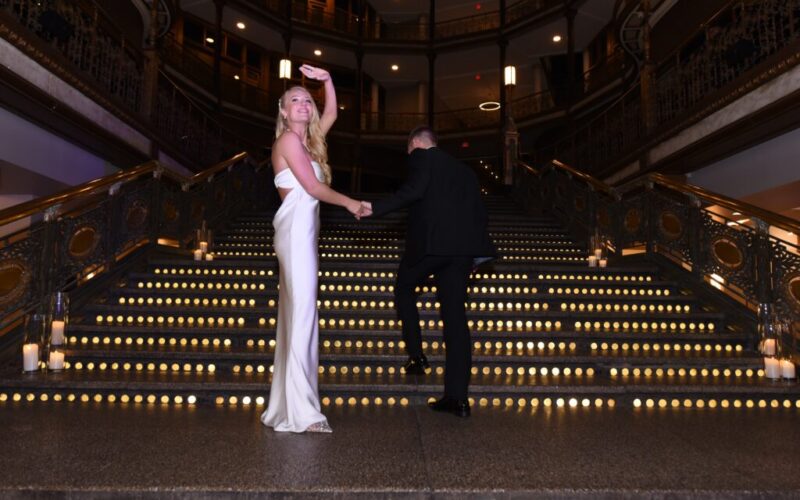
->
[1, 0, 143, 112]
[537, 0, 800, 176]
[238, 0, 563, 43]
[0, 0, 250, 168]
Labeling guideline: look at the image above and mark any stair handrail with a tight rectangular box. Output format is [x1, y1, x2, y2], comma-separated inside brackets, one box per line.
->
[647, 173, 800, 235]
[0, 153, 251, 228]
[513, 157, 800, 347]
[551, 159, 616, 198]
[0, 151, 269, 337]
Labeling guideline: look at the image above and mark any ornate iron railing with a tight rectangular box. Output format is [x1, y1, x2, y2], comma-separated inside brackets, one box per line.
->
[512, 158, 800, 344]
[434, 11, 500, 39]
[0, 0, 144, 112]
[538, 0, 800, 176]
[0, 152, 270, 336]
[0, 0, 250, 168]
[160, 34, 281, 118]
[238, 0, 563, 42]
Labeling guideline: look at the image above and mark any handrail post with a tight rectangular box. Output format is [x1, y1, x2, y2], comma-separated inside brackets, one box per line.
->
[38, 205, 61, 308]
[149, 166, 164, 251]
[105, 182, 124, 273]
[586, 184, 598, 252]
[753, 218, 774, 305]
[644, 180, 656, 255]
[687, 194, 704, 279]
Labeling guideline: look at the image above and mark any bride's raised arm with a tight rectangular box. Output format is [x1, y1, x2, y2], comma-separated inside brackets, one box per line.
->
[300, 64, 337, 135]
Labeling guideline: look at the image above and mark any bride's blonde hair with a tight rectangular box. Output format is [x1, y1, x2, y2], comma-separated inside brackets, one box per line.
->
[276, 86, 332, 185]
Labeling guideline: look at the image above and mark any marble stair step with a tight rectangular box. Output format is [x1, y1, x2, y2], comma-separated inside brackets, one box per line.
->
[2, 370, 798, 406]
[62, 323, 751, 348]
[63, 345, 764, 371]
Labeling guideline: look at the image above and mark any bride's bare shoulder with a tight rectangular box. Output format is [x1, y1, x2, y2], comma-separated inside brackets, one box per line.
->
[275, 131, 302, 150]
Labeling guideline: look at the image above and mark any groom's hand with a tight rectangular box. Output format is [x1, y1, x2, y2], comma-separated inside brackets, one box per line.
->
[359, 201, 373, 218]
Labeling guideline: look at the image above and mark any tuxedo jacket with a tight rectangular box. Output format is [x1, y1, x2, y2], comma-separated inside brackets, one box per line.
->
[371, 147, 496, 264]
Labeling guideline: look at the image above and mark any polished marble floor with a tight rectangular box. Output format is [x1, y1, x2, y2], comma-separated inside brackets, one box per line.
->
[1, 402, 799, 498]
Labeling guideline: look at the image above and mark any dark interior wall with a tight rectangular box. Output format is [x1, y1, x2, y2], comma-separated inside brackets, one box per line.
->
[651, 0, 729, 63]
[96, 0, 146, 46]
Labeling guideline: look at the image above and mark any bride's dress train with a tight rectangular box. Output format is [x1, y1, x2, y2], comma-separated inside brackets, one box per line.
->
[261, 162, 331, 433]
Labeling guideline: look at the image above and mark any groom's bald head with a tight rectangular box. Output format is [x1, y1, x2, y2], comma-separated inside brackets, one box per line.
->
[407, 126, 437, 153]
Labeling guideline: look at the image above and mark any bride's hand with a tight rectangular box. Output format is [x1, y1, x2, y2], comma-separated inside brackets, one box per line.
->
[299, 64, 330, 82]
[346, 199, 363, 219]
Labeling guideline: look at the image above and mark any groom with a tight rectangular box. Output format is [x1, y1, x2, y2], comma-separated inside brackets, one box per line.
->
[361, 126, 495, 417]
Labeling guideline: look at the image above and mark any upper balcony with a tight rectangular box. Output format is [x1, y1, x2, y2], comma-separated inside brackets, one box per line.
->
[234, 0, 567, 50]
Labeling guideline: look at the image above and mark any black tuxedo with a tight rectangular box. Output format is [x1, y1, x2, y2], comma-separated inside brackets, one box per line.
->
[372, 147, 495, 400]
[372, 147, 496, 264]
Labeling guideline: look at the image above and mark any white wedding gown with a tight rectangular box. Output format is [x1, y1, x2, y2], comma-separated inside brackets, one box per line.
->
[261, 161, 331, 433]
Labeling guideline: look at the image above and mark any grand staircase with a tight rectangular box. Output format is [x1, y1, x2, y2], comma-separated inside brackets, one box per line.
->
[2, 195, 799, 411]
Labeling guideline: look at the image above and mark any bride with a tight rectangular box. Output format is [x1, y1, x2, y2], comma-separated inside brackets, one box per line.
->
[261, 65, 365, 433]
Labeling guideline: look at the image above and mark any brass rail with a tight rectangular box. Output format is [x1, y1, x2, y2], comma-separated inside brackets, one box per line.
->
[521, 158, 800, 234]
[551, 159, 615, 196]
[649, 173, 800, 234]
[0, 153, 250, 228]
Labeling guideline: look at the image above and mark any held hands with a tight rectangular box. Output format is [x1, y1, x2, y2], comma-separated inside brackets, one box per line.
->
[346, 200, 372, 220]
[299, 64, 330, 82]
[359, 201, 372, 219]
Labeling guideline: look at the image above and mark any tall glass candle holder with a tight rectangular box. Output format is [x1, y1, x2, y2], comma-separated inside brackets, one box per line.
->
[49, 292, 68, 346]
[757, 303, 777, 355]
[22, 313, 46, 373]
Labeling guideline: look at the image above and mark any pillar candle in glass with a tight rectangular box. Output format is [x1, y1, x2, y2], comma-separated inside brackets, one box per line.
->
[49, 292, 69, 346]
[22, 313, 47, 372]
[48, 347, 65, 371]
[780, 358, 796, 379]
[588, 256, 597, 267]
[764, 356, 781, 380]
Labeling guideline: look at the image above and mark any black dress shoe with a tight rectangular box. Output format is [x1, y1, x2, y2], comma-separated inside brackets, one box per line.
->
[428, 397, 471, 418]
[402, 355, 429, 375]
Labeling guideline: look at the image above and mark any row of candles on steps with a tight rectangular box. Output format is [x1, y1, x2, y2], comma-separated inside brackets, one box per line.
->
[759, 304, 796, 380]
[193, 222, 214, 262]
[587, 236, 608, 268]
[21, 292, 68, 373]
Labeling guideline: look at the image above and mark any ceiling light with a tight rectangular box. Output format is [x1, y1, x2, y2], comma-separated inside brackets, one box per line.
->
[552, 35, 562, 42]
[504, 65, 516, 86]
[338, 105, 345, 110]
[234, 75, 240, 80]
[314, 49, 322, 56]
[236, 22, 246, 29]
[391, 64, 399, 71]
[279, 59, 292, 79]
[479, 101, 500, 111]
[205, 37, 215, 44]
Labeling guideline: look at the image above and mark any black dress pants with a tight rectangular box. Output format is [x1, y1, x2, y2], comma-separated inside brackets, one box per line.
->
[395, 255, 473, 400]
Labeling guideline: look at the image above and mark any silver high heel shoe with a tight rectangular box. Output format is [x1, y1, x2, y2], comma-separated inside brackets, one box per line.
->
[305, 420, 333, 433]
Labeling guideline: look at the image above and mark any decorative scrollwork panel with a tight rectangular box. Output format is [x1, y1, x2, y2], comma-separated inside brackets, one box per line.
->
[649, 191, 693, 264]
[58, 204, 109, 282]
[0, 227, 43, 313]
[697, 215, 756, 299]
[772, 240, 800, 323]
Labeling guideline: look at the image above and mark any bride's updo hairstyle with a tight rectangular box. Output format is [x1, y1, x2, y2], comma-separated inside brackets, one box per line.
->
[276, 86, 332, 185]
